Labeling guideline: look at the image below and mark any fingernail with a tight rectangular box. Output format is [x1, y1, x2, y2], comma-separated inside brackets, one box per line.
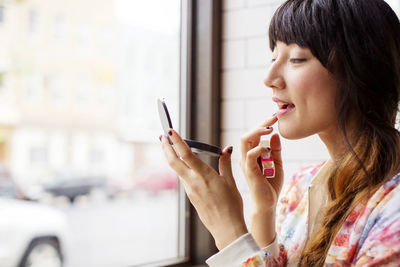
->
[159, 135, 162, 142]
[266, 126, 272, 130]
[168, 130, 173, 136]
[267, 147, 271, 151]
[227, 146, 233, 154]
[262, 152, 270, 159]
[272, 113, 276, 117]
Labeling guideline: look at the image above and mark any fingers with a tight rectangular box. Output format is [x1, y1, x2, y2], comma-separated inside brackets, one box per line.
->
[269, 134, 282, 168]
[219, 146, 234, 178]
[268, 133, 284, 191]
[240, 116, 277, 165]
[167, 129, 212, 175]
[160, 135, 190, 177]
[245, 145, 271, 178]
[257, 114, 278, 128]
[240, 127, 274, 162]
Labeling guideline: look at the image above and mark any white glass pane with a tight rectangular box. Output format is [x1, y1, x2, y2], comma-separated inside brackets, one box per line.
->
[0, 0, 183, 266]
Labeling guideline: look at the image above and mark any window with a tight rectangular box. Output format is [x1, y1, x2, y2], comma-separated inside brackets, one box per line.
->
[28, 8, 38, 37]
[54, 14, 66, 42]
[0, 0, 186, 266]
[0, 5, 4, 24]
[25, 73, 43, 105]
[76, 23, 89, 48]
[75, 76, 90, 108]
[29, 146, 48, 165]
[49, 75, 67, 107]
[0, 72, 4, 92]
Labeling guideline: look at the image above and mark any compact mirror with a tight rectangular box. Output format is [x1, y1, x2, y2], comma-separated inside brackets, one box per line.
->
[157, 98, 222, 157]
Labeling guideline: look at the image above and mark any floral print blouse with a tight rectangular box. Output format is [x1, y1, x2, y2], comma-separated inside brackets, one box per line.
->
[209, 163, 400, 266]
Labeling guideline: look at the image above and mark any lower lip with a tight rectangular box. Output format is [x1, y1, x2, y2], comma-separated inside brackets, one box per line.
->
[276, 105, 295, 117]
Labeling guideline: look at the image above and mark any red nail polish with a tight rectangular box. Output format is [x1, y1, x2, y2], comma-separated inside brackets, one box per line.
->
[159, 135, 162, 142]
[168, 130, 173, 136]
[227, 146, 233, 154]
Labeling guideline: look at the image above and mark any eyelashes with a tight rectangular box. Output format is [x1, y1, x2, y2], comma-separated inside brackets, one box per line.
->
[289, 58, 307, 63]
[270, 58, 307, 64]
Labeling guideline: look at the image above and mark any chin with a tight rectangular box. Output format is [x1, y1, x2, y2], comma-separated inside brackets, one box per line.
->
[277, 123, 310, 140]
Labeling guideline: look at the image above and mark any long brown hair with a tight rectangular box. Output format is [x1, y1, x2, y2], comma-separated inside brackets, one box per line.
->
[269, 0, 400, 265]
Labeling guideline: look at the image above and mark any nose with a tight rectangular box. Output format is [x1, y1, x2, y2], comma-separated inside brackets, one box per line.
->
[264, 63, 285, 90]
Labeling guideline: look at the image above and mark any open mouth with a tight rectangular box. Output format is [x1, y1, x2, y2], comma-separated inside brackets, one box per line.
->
[278, 103, 295, 110]
[272, 97, 295, 116]
[276, 101, 295, 116]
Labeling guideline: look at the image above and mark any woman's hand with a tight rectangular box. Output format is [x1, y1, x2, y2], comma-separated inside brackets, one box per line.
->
[160, 129, 248, 250]
[240, 115, 284, 247]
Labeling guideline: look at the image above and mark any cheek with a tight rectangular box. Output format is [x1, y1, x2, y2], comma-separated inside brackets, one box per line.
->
[294, 73, 337, 114]
[279, 72, 338, 139]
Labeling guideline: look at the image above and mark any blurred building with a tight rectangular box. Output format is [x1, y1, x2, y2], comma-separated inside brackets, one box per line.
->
[0, 0, 135, 187]
[0, 0, 181, 191]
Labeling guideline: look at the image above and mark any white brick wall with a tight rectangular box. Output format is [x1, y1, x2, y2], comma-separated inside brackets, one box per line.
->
[220, 0, 329, 223]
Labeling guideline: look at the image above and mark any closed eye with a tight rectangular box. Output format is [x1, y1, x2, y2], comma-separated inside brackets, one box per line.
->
[290, 58, 307, 63]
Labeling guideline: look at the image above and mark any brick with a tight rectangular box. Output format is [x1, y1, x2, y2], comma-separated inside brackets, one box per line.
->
[221, 99, 246, 130]
[221, 68, 272, 100]
[247, 0, 285, 8]
[222, 9, 248, 40]
[223, 0, 246, 10]
[244, 98, 276, 128]
[222, 40, 246, 70]
[243, 6, 272, 37]
[220, 129, 246, 161]
[222, 6, 272, 40]
[247, 0, 270, 7]
[280, 135, 329, 161]
[247, 36, 271, 68]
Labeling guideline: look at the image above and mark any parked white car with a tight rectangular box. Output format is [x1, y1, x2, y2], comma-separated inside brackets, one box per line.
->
[0, 198, 68, 267]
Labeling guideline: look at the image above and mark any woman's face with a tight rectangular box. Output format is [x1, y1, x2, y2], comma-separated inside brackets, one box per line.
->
[264, 41, 339, 140]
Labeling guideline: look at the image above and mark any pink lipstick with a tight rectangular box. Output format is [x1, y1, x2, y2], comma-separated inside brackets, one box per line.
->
[272, 96, 295, 117]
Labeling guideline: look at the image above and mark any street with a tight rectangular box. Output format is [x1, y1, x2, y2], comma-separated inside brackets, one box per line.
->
[57, 192, 179, 267]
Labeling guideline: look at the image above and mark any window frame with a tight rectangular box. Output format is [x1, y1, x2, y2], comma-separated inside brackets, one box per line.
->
[133, 0, 221, 266]
[186, 0, 222, 265]
[176, 0, 222, 266]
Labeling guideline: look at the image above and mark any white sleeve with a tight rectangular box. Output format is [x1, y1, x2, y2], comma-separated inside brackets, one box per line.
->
[206, 233, 264, 267]
[261, 234, 279, 258]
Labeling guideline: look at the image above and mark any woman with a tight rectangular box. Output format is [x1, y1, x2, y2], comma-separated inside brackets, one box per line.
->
[160, 0, 400, 266]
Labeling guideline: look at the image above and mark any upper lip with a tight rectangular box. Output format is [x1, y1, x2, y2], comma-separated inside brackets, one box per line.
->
[272, 96, 293, 108]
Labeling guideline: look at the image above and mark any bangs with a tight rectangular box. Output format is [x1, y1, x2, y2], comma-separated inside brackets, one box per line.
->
[269, 0, 336, 67]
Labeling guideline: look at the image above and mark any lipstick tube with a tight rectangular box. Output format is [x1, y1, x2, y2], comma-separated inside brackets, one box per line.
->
[259, 138, 275, 178]
[261, 155, 275, 178]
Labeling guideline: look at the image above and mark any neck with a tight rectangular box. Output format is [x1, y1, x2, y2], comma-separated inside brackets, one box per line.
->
[318, 127, 352, 164]
[318, 115, 360, 163]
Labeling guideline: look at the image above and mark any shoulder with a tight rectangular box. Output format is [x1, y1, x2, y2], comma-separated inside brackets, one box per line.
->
[367, 172, 400, 217]
[373, 173, 400, 221]
[353, 174, 400, 265]
[358, 173, 400, 247]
